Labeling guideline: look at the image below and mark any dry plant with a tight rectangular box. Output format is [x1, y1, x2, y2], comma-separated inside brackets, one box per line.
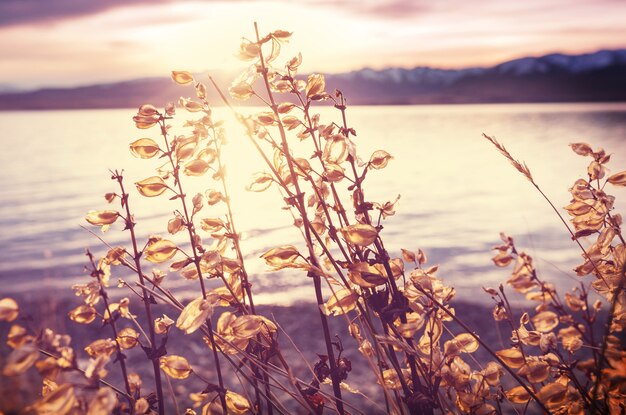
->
[1, 24, 625, 415]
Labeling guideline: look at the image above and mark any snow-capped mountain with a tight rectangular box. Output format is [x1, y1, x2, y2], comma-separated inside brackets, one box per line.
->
[1, 49, 625, 109]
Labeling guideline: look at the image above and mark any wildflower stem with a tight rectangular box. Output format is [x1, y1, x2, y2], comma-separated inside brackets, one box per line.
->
[254, 21, 345, 414]
[113, 171, 165, 415]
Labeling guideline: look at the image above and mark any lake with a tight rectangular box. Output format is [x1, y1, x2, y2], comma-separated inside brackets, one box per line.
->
[1, 103, 625, 305]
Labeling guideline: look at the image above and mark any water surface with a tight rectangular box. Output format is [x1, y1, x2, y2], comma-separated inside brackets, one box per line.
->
[1, 103, 625, 304]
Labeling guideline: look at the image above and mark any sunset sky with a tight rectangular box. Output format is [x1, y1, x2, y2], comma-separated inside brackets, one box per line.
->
[1, 0, 625, 90]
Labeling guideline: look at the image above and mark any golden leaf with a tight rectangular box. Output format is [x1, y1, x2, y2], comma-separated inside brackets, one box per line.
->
[68, 304, 97, 324]
[200, 218, 225, 233]
[505, 386, 530, 404]
[495, 348, 525, 368]
[138, 104, 159, 116]
[229, 81, 253, 101]
[277, 102, 295, 113]
[281, 115, 301, 130]
[85, 339, 117, 358]
[532, 310, 559, 333]
[184, 159, 210, 176]
[85, 210, 119, 226]
[347, 262, 387, 288]
[518, 360, 550, 383]
[246, 172, 274, 192]
[444, 333, 479, 356]
[133, 114, 159, 129]
[3, 342, 38, 376]
[180, 98, 204, 112]
[176, 296, 217, 334]
[369, 150, 393, 170]
[323, 163, 345, 182]
[260, 245, 300, 268]
[323, 135, 349, 164]
[491, 251, 513, 267]
[325, 288, 358, 316]
[341, 224, 378, 246]
[271, 30, 292, 41]
[144, 239, 178, 263]
[135, 176, 168, 197]
[536, 382, 567, 408]
[130, 138, 160, 159]
[305, 74, 325, 99]
[607, 170, 626, 186]
[31, 383, 77, 415]
[171, 71, 194, 85]
[155, 314, 175, 334]
[0, 298, 19, 322]
[116, 327, 139, 349]
[225, 391, 251, 415]
[7, 325, 29, 349]
[569, 142, 593, 156]
[482, 362, 503, 386]
[160, 355, 192, 379]
[87, 387, 117, 415]
[168, 216, 185, 234]
[378, 368, 411, 390]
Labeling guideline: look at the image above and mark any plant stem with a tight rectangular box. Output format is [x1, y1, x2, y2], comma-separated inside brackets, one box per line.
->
[114, 171, 165, 415]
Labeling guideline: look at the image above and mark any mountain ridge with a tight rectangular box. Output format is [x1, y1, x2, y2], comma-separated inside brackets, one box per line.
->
[1, 49, 625, 109]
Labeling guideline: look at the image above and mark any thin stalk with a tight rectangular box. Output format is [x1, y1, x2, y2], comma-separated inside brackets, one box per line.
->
[86, 250, 133, 406]
[113, 171, 165, 415]
[253, 21, 344, 414]
[158, 117, 228, 413]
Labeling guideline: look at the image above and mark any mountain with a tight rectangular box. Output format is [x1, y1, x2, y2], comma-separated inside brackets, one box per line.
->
[1, 49, 625, 109]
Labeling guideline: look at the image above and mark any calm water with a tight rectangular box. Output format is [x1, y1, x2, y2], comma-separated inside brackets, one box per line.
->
[1, 104, 625, 304]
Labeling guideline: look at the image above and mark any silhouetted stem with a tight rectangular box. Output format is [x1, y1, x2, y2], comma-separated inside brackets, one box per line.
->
[113, 171, 165, 415]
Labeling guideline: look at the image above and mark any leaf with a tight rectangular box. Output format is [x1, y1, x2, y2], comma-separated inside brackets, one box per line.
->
[6, 325, 29, 349]
[229, 81, 254, 101]
[160, 355, 192, 379]
[277, 102, 295, 113]
[176, 296, 217, 334]
[116, 327, 139, 349]
[133, 114, 159, 129]
[200, 218, 225, 233]
[171, 71, 194, 85]
[260, 246, 300, 268]
[135, 176, 168, 197]
[246, 172, 274, 192]
[184, 159, 210, 176]
[3, 343, 39, 376]
[532, 310, 559, 333]
[85, 339, 117, 358]
[167, 216, 185, 234]
[31, 383, 77, 415]
[518, 361, 550, 383]
[0, 298, 19, 322]
[87, 387, 117, 415]
[536, 382, 567, 408]
[68, 304, 97, 324]
[323, 163, 345, 182]
[444, 333, 479, 356]
[495, 348, 525, 368]
[341, 224, 378, 246]
[505, 386, 531, 404]
[85, 210, 119, 226]
[325, 288, 358, 316]
[144, 239, 178, 263]
[369, 150, 393, 170]
[305, 74, 325, 99]
[225, 391, 251, 415]
[608, 170, 626, 186]
[129, 138, 160, 159]
[569, 142, 593, 156]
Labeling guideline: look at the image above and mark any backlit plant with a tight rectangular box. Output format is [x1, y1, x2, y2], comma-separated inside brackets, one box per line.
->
[1, 24, 625, 415]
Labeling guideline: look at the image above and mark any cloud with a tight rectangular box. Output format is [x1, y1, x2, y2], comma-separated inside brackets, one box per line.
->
[0, 0, 174, 27]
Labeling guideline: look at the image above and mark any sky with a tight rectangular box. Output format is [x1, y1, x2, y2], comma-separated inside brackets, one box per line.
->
[1, 0, 625, 90]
